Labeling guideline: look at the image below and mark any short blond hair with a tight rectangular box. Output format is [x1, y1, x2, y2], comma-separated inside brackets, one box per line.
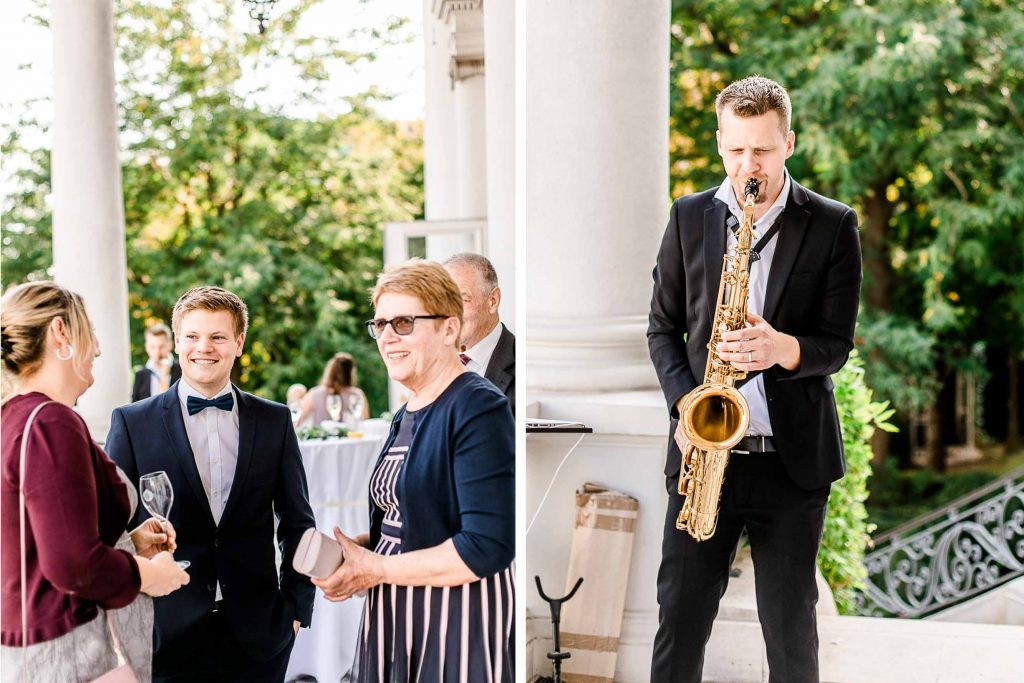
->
[171, 286, 249, 338]
[371, 259, 464, 325]
[1, 281, 98, 395]
[716, 75, 792, 133]
[145, 322, 172, 340]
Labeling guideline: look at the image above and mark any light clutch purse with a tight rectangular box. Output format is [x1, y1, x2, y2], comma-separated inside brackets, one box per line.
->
[292, 528, 345, 578]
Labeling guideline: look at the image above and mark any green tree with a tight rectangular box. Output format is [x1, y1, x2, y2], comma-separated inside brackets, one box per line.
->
[2, 0, 424, 411]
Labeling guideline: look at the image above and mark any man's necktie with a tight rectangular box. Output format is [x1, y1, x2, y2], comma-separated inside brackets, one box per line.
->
[186, 393, 234, 416]
[459, 353, 471, 366]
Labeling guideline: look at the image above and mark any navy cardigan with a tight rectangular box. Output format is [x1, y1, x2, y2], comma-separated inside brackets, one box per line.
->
[368, 372, 514, 578]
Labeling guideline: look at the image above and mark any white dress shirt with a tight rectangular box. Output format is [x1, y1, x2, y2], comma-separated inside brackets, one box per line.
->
[713, 171, 792, 437]
[177, 379, 239, 600]
[145, 358, 171, 396]
[461, 322, 503, 376]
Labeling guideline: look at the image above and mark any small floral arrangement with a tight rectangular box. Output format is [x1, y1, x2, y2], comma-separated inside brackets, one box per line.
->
[297, 424, 349, 440]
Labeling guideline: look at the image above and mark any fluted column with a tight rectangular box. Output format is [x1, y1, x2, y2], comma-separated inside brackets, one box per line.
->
[51, 0, 130, 437]
[423, 1, 488, 262]
[525, 0, 669, 392]
[423, 1, 460, 221]
[483, 0, 515, 326]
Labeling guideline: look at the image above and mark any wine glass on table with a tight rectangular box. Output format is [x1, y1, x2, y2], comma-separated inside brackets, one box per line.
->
[346, 392, 365, 430]
[325, 393, 343, 423]
[139, 471, 190, 569]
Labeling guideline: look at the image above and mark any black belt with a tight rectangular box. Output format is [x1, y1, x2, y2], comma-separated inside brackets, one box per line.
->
[732, 435, 775, 454]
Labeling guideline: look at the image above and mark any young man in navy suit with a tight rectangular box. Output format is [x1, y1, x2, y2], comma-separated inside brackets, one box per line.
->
[648, 76, 862, 683]
[106, 286, 315, 683]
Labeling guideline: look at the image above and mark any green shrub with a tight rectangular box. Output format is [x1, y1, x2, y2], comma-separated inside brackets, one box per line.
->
[866, 462, 998, 534]
[819, 351, 895, 614]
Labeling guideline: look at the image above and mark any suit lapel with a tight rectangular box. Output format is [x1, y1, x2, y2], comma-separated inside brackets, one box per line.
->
[484, 325, 515, 393]
[159, 384, 215, 525]
[703, 200, 729, 324]
[221, 385, 255, 525]
[762, 182, 812, 324]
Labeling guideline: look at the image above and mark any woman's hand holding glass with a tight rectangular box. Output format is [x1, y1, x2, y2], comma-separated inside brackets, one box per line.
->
[311, 528, 385, 602]
[131, 517, 177, 558]
[140, 471, 190, 569]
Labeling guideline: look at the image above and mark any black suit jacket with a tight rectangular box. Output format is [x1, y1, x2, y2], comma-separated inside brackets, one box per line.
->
[131, 361, 182, 402]
[105, 382, 315, 661]
[648, 180, 862, 490]
[484, 323, 515, 415]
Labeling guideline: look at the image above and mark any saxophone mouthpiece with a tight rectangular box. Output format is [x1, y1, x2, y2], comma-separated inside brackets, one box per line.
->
[744, 178, 760, 200]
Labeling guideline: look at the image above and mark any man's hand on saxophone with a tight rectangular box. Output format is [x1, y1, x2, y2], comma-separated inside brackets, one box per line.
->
[716, 312, 801, 372]
[672, 416, 691, 456]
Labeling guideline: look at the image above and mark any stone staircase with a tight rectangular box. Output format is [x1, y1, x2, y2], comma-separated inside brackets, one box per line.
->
[527, 547, 1024, 682]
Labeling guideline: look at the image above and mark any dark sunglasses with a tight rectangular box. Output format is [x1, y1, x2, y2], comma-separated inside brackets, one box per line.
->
[365, 315, 447, 339]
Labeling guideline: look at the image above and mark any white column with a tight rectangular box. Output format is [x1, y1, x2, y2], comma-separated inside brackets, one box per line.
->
[50, 0, 130, 438]
[423, 1, 460, 221]
[423, 1, 489, 263]
[484, 0, 515, 328]
[525, 0, 669, 392]
[454, 74, 487, 218]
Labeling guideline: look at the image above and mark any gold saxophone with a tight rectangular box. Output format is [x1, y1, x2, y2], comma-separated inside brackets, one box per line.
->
[675, 178, 759, 541]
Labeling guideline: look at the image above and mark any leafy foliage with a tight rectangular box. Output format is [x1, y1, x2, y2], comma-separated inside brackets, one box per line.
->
[297, 423, 349, 440]
[1, 0, 424, 412]
[820, 352, 895, 614]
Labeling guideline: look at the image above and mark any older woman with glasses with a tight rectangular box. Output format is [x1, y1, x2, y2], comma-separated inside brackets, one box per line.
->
[312, 259, 515, 683]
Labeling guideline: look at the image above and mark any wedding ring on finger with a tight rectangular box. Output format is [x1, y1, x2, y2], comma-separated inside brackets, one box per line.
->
[747, 351, 753, 363]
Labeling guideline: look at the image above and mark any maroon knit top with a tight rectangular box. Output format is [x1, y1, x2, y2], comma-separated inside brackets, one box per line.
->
[1, 392, 141, 646]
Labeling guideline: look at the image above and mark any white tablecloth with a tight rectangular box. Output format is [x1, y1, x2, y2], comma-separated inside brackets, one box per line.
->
[286, 427, 387, 683]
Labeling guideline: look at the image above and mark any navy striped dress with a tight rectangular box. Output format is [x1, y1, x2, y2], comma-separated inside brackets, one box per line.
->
[353, 410, 515, 683]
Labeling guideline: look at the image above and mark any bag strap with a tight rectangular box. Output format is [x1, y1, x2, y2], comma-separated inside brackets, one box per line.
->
[19, 400, 49, 677]
[18, 401, 129, 674]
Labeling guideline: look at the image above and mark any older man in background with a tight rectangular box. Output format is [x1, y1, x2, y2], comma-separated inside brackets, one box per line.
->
[444, 253, 515, 414]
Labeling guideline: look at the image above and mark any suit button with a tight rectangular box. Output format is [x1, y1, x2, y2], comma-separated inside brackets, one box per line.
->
[206, 583, 214, 592]
[214, 539, 219, 548]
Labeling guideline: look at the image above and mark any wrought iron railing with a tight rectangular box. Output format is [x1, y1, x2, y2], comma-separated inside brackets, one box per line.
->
[853, 465, 1024, 618]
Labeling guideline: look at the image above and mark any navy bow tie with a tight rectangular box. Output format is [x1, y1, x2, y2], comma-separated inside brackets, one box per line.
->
[186, 393, 234, 416]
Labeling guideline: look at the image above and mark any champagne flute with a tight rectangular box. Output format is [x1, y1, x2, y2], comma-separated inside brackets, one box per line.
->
[325, 393, 342, 423]
[347, 392, 365, 429]
[139, 471, 190, 569]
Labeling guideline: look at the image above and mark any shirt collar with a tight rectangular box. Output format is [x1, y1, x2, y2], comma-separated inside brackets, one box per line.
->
[145, 358, 164, 373]
[714, 170, 791, 231]
[463, 321, 503, 365]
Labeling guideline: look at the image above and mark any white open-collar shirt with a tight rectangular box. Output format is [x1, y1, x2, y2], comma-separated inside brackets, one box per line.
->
[462, 320, 503, 376]
[713, 170, 791, 437]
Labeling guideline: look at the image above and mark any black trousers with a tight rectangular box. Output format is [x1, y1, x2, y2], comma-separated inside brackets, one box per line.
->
[651, 452, 831, 683]
[153, 608, 296, 683]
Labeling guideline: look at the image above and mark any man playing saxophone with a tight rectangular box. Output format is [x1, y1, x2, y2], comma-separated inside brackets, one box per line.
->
[647, 76, 862, 683]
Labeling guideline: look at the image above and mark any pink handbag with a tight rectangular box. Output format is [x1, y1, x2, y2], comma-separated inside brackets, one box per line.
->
[17, 401, 138, 683]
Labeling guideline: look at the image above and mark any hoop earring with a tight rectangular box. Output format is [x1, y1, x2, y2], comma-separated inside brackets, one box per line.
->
[56, 345, 75, 361]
